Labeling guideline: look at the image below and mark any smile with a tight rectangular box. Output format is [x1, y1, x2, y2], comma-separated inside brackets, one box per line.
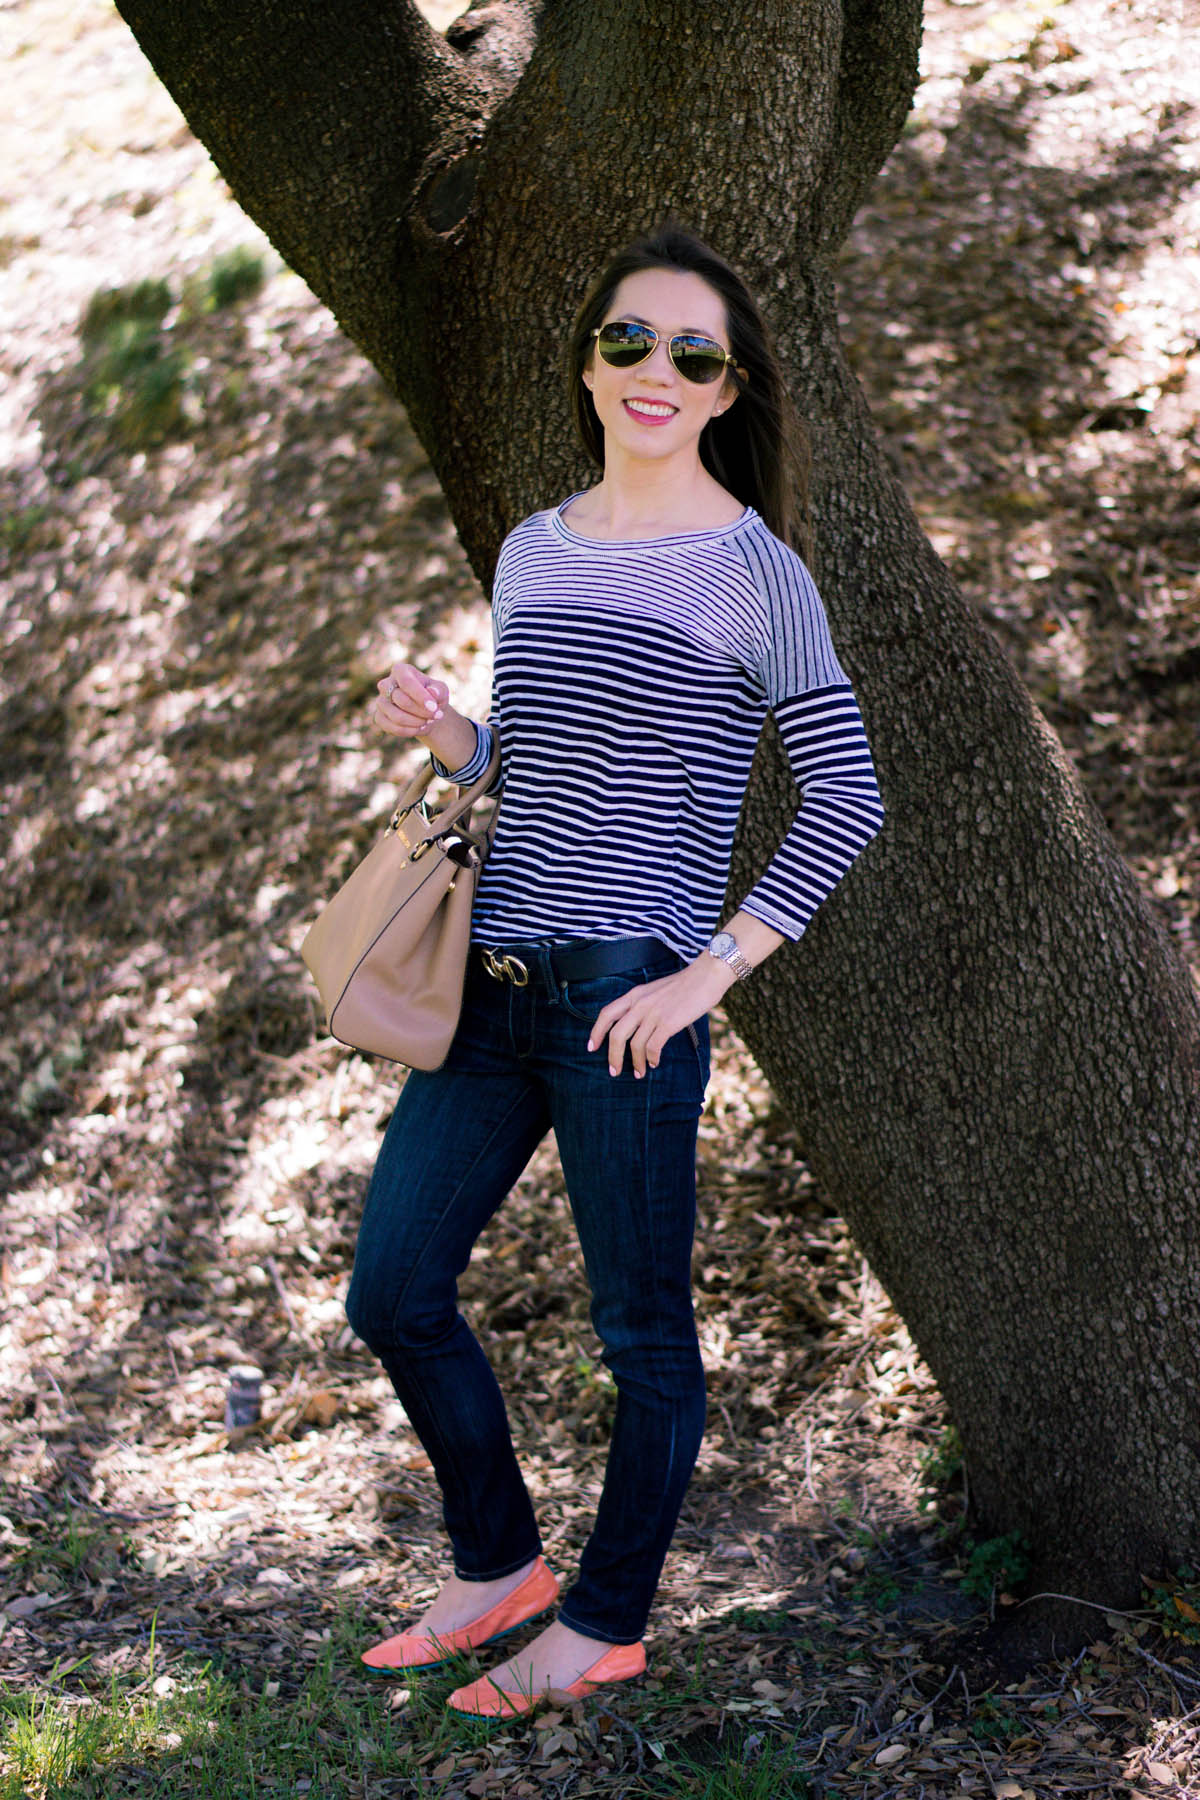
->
[623, 399, 678, 421]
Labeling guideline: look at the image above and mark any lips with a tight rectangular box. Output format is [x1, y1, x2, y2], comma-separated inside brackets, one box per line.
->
[623, 398, 678, 423]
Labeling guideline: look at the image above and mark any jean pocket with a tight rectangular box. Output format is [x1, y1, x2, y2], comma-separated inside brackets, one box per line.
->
[687, 1011, 711, 1089]
[559, 972, 640, 1023]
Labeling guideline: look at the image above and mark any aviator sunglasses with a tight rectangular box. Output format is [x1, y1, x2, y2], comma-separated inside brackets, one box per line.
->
[591, 320, 742, 386]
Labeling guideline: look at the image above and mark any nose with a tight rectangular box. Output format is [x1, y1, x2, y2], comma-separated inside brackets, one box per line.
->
[640, 337, 676, 381]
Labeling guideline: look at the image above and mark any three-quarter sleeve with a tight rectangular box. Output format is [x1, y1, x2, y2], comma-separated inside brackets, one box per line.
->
[430, 720, 495, 786]
[740, 684, 884, 938]
[732, 531, 884, 938]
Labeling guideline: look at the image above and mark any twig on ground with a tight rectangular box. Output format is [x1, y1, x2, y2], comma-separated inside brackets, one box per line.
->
[1017, 1590, 1146, 1618]
[265, 1254, 314, 1348]
[1133, 1644, 1200, 1693]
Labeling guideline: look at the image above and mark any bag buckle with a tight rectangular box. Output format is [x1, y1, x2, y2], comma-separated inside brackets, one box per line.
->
[387, 797, 434, 837]
[482, 949, 529, 986]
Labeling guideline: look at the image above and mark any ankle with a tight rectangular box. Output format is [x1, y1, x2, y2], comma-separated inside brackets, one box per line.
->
[455, 1558, 538, 1596]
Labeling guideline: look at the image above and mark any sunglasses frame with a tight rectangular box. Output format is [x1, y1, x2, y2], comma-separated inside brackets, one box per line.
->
[590, 321, 742, 386]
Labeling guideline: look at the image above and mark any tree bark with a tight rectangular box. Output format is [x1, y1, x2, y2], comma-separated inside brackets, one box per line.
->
[115, 0, 1200, 1608]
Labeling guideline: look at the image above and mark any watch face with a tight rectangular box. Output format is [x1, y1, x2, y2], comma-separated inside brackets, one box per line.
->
[709, 932, 737, 956]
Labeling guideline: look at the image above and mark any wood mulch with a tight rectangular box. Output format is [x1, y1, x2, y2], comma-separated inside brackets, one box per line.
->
[2, 0, 1199, 1794]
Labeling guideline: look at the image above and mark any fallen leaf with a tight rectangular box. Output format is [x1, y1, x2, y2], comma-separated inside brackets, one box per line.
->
[302, 1390, 339, 1427]
[6, 1593, 55, 1619]
[875, 1743, 908, 1766]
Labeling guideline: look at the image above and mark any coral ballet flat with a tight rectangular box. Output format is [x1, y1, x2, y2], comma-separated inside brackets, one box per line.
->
[446, 1639, 647, 1718]
[361, 1557, 559, 1672]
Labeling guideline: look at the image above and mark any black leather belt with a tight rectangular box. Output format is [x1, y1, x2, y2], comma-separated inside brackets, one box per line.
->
[474, 935, 674, 988]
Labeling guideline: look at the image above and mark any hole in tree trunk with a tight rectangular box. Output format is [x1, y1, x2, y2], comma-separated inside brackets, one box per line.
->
[421, 156, 478, 234]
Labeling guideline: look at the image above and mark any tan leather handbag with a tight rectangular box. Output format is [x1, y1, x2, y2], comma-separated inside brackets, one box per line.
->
[301, 744, 501, 1069]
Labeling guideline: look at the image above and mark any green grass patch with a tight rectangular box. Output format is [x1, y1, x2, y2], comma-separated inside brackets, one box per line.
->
[0, 1619, 498, 1800]
[1145, 1566, 1200, 1644]
[918, 1424, 964, 1492]
[75, 250, 267, 454]
[722, 1607, 793, 1635]
[2, 1623, 786, 1799]
[78, 279, 189, 450]
[849, 1567, 902, 1612]
[967, 1695, 1023, 1744]
[959, 1532, 1031, 1601]
[648, 1735, 809, 1798]
[204, 245, 267, 310]
[180, 246, 268, 321]
[0, 505, 50, 556]
[79, 280, 171, 345]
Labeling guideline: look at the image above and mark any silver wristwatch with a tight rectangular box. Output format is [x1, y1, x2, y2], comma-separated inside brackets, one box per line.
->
[706, 930, 754, 982]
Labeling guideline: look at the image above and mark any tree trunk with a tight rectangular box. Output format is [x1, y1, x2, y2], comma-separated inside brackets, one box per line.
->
[115, 0, 1200, 1609]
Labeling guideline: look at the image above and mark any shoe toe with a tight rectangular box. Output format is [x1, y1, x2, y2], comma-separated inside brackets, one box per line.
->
[361, 1632, 446, 1671]
[447, 1676, 527, 1719]
[447, 1640, 646, 1716]
[566, 1640, 647, 1695]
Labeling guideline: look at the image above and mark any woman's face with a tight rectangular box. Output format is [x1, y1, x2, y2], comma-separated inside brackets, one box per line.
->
[582, 267, 739, 465]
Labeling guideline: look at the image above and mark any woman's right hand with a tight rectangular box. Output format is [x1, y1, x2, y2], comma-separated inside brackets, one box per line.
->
[374, 663, 450, 741]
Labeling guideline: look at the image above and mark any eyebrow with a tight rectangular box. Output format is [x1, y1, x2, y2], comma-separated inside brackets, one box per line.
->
[614, 312, 722, 336]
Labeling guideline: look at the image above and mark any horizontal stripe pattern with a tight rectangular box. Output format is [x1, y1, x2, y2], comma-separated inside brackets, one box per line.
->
[442, 503, 883, 956]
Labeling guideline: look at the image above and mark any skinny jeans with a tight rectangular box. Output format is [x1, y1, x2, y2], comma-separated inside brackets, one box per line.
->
[344, 944, 710, 1645]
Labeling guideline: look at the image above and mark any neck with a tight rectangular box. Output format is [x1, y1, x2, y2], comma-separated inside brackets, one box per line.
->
[590, 443, 717, 534]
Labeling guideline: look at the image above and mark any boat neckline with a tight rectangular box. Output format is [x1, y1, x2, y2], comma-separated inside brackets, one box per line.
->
[550, 494, 756, 548]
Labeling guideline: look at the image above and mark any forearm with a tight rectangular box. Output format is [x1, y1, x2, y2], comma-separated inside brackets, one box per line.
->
[416, 706, 480, 773]
[719, 910, 785, 974]
[589, 912, 786, 1077]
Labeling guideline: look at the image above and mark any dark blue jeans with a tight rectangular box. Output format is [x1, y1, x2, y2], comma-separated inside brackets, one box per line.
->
[345, 944, 710, 1645]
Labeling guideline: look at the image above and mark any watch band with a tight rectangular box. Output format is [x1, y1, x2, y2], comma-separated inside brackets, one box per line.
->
[707, 931, 754, 982]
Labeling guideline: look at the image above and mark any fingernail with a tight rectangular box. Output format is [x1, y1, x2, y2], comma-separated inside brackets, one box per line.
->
[586, 1039, 595, 1052]
[609, 1067, 618, 1078]
[634, 1069, 644, 1080]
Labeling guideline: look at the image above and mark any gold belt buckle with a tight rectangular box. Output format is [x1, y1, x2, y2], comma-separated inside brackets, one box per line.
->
[482, 949, 529, 986]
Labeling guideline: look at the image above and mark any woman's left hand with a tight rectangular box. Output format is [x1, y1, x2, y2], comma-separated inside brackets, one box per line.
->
[588, 957, 735, 1078]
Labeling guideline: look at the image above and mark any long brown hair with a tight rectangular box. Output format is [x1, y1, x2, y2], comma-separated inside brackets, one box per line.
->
[567, 226, 812, 557]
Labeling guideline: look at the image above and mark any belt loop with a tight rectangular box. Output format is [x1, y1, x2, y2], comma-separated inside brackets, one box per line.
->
[533, 945, 557, 998]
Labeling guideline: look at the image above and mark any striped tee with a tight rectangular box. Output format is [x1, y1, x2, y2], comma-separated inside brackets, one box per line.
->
[442, 498, 884, 959]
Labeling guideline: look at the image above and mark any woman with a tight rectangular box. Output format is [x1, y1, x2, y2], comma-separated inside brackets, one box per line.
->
[345, 226, 884, 1719]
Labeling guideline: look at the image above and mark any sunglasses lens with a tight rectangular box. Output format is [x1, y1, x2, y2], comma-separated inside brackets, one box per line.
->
[596, 321, 656, 367]
[670, 335, 728, 384]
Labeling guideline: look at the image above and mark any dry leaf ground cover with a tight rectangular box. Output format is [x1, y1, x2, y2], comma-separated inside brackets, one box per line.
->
[1, 0, 1199, 1795]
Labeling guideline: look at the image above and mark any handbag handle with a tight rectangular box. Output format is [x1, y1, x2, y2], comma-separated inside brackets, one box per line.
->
[387, 739, 501, 852]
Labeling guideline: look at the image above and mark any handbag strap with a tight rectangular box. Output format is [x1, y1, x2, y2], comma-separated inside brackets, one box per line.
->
[388, 738, 502, 846]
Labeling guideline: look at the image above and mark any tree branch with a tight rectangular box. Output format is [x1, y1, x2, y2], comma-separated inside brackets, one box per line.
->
[446, 0, 546, 87]
[112, 0, 539, 362]
[814, 0, 923, 254]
